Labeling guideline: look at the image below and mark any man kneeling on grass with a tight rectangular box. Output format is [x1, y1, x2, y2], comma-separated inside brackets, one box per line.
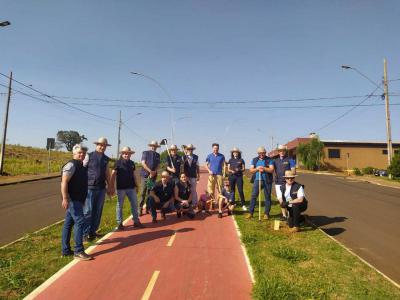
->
[148, 171, 175, 223]
[276, 170, 308, 233]
[217, 180, 235, 218]
[61, 144, 92, 261]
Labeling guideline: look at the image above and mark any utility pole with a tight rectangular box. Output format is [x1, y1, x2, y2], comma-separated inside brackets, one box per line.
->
[383, 58, 393, 168]
[116, 110, 122, 158]
[0, 71, 12, 175]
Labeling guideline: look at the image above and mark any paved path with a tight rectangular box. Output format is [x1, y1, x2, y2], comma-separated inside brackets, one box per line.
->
[298, 172, 400, 285]
[27, 170, 253, 299]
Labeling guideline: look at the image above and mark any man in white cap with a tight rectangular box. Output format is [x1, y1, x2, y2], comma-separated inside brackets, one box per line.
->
[166, 144, 182, 184]
[272, 145, 296, 221]
[111, 146, 144, 230]
[61, 144, 92, 260]
[139, 140, 161, 215]
[246, 146, 274, 220]
[182, 144, 200, 207]
[83, 137, 113, 241]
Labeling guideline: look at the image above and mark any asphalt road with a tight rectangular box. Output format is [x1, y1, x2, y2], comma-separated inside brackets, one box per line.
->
[0, 178, 64, 246]
[298, 172, 400, 285]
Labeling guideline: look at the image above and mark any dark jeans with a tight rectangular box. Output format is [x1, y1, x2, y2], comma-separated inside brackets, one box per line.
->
[148, 196, 170, 220]
[140, 176, 156, 208]
[61, 200, 85, 254]
[288, 201, 308, 227]
[229, 174, 245, 206]
[249, 180, 272, 215]
[83, 188, 106, 237]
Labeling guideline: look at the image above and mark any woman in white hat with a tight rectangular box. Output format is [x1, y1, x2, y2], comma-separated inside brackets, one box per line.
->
[227, 147, 246, 210]
[276, 170, 308, 233]
[111, 147, 144, 230]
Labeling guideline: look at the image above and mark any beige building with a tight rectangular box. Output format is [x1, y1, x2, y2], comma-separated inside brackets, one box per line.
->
[269, 138, 400, 171]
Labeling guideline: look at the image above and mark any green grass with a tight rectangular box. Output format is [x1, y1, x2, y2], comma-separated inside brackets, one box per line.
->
[235, 177, 400, 299]
[3, 144, 71, 176]
[0, 196, 131, 299]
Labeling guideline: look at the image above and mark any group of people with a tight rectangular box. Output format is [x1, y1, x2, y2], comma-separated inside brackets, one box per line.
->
[60, 137, 308, 261]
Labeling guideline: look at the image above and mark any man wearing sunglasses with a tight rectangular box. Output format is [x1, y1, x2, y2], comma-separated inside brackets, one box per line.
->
[148, 171, 175, 223]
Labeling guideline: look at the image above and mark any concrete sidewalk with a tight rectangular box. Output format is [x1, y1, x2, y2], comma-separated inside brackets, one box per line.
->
[26, 170, 253, 300]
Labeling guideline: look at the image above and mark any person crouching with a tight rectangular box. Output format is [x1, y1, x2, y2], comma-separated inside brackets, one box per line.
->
[217, 180, 235, 218]
[148, 171, 175, 223]
[174, 173, 195, 219]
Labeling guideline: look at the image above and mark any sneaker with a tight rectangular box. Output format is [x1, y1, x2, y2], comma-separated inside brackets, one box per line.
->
[133, 222, 145, 228]
[279, 215, 287, 221]
[177, 211, 182, 218]
[152, 218, 157, 224]
[62, 250, 74, 257]
[116, 223, 124, 231]
[74, 251, 92, 261]
[263, 214, 269, 220]
[218, 212, 223, 218]
[245, 214, 253, 219]
[242, 205, 247, 211]
[87, 235, 96, 242]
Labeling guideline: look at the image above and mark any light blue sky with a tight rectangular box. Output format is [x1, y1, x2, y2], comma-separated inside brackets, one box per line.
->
[1, 1, 400, 162]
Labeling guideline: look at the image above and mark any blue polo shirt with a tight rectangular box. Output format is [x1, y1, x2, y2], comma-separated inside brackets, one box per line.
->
[250, 157, 274, 181]
[206, 153, 225, 175]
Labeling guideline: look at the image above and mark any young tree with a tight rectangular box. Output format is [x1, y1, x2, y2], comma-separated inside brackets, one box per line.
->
[56, 130, 87, 151]
[297, 137, 325, 170]
[388, 153, 400, 178]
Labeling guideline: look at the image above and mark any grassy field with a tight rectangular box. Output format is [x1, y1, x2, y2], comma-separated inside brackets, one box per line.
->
[235, 177, 400, 299]
[3, 144, 71, 176]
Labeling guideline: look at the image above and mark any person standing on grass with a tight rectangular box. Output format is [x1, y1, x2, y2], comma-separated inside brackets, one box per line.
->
[174, 173, 195, 219]
[148, 171, 175, 223]
[166, 144, 183, 184]
[227, 147, 246, 211]
[83, 137, 113, 241]
[182, 144, 200, 208]
[246, 146, 274, 220]
[272, 145, 296, 221]
[139, 141, 161, 216]
[61, 144, 92, 261]
[217, 179, 235, 218]
[276, 170, 308, 233]
[110, 146, 144, 231]
[205, 143, 225, 198]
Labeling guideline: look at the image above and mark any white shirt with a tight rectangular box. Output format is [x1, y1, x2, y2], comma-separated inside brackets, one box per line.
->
[276, 183, 305, 207]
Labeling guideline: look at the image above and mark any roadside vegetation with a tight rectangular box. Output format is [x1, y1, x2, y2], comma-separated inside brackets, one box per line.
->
[235, 177, 400, 299]
[2, 144, 71, 176]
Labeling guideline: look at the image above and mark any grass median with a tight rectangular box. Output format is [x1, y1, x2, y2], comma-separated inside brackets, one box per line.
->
[235, 176, 400, 299]
[0, 196, 131, 299]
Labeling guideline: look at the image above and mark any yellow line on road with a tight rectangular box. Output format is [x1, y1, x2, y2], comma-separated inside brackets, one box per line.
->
[166, 231, 176, 247]
[141, 270, 160, 300]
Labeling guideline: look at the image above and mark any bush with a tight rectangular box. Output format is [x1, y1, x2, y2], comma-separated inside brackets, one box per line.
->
[362, 166, 374, 175]
[388, 154, 400, 178]
[353, 168, 362, 176]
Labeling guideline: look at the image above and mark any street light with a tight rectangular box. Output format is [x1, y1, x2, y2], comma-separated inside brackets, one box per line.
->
[341, 61, 393, 167]
[0, 21, 11, 27]
[129, 71, 175, 142]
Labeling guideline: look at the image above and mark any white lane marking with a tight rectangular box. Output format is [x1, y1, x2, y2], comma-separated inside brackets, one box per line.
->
[141, 270, 160, 300]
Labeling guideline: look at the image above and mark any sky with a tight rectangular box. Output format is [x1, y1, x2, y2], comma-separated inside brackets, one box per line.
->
[1, 0, 400, 162]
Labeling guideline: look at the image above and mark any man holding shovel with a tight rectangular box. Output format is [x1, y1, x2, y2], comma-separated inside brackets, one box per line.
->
[246, 146, 274, 220]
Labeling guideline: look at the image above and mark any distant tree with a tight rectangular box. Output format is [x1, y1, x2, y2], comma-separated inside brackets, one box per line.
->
[297, 137, 325, 170]
[388, 153, 400, 178]
[56, 130, 87, 152]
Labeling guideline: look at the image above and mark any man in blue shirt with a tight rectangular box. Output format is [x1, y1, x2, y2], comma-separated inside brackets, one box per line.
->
[246, 146, 274, 220]
[273, 145, 296, 221]
[205, 143, 225, 198]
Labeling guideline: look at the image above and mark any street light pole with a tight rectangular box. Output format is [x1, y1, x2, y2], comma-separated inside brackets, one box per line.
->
[383, 58, 393, 167]
[116, 110, 122, 158]
[0, 71, 12, 175]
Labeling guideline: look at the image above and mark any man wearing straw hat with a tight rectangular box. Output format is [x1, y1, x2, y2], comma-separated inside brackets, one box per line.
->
[205, 143, 225, 198]
[246, 146, 274, 220]
[272, 145, 296, 221]
[227, 147, 246, 210]
[166, 144, 183, 184]
[83, 137, 113, 241]
[139, 140, 161, 215]
[182, 144, 200, 207]
[111, 146, 144, 230]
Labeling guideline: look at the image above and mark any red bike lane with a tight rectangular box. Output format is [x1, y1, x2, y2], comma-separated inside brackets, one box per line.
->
[27, 169, 253, 300]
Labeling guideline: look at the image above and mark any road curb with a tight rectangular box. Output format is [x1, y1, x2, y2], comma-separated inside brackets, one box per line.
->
[0, 174, 60, 186]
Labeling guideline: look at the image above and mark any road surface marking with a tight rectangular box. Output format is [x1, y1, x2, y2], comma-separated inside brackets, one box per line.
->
[141, 270, 160, 300]
[166, 231, 176, 247]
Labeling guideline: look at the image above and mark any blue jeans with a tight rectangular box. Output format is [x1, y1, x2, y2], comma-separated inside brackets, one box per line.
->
[116, 188, 140, 224]
[148, 196, 171, 220]
[61, 200, 85, 254]
[83, 188, 106, 237]
[249, 180, 272, 215]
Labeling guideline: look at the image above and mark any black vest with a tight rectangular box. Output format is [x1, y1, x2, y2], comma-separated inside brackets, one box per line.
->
[115, 159, 136, 189]
[167, 155, 182, 178]
[274, 157, 293, 184]
[183, 154, 198, 178]
[64, 159, 88, 203]
[176, 181, 191, 200]
[87, 152, 109, 189]
[280, 182, 307, 203]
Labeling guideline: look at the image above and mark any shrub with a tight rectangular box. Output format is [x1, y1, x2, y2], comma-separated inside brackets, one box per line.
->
[388, 154, 400, 178]
[353, 168, 362, 176]
[362, 166, 374, 175]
